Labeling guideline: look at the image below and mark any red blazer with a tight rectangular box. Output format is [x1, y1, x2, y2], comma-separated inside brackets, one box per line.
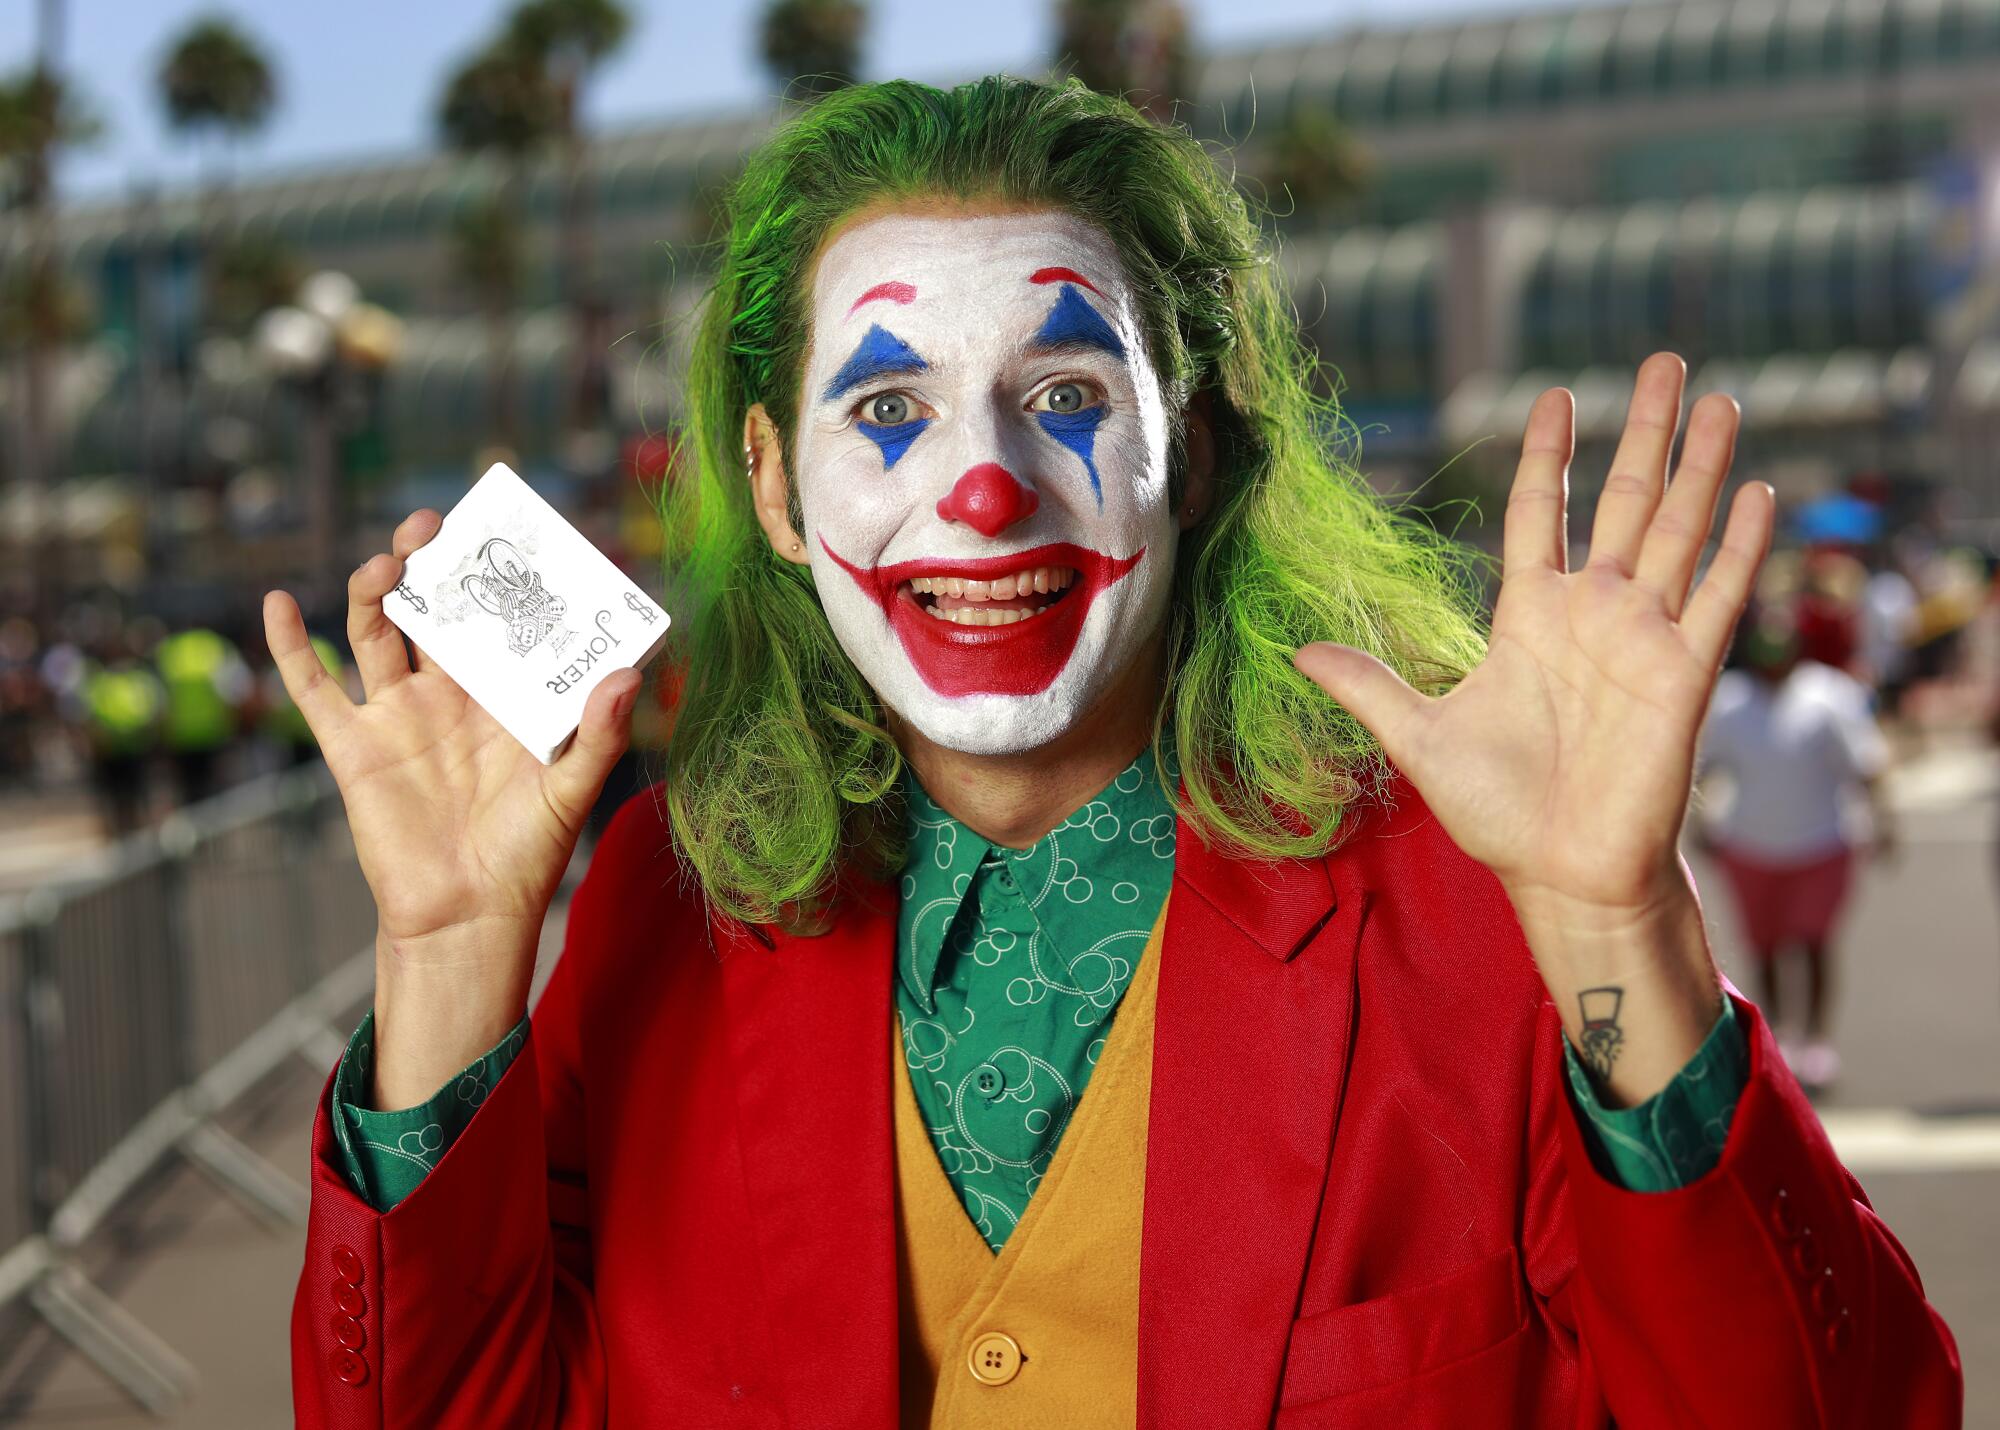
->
[292, 778, 1961, 1428]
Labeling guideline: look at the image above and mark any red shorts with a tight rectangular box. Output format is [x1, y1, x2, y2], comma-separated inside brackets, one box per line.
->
[1710, 844, 1855, 956]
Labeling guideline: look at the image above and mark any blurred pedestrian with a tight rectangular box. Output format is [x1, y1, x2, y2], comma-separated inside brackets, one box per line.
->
[78, 630, 166, 838]
[0, 614, 45, 782]
[154, 626, 253, 807]
[1859, 544, 1919, 713]
[1695, 604, 1895, 1091]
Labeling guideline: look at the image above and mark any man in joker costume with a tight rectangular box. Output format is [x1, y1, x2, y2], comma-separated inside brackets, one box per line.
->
[275, 77, 1960, 1426]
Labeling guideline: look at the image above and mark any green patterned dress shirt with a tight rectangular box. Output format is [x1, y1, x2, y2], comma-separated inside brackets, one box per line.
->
[331, 756, 1748, 1216]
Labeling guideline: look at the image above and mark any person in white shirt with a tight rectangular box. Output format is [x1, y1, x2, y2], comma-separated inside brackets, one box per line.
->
[1695, 603, 1895, 1089]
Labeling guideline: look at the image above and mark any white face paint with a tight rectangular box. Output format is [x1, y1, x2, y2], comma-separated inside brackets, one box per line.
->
[792, 208, 1176, 756]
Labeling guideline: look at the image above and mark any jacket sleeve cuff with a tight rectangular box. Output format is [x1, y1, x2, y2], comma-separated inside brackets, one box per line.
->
[1563, 994, 1749, 1192]
[331, 1009, 531, 1212]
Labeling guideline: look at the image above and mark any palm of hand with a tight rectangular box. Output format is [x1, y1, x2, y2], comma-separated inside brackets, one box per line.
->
[324, 668, 571, 943]
[1297, 354, 1775, 915]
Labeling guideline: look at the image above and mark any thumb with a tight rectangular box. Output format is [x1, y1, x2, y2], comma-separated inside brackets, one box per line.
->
[1293, 642, 1427, 758]
[546, 668, 641, 821]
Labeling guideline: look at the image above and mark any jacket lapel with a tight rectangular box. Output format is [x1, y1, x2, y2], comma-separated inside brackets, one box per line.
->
[1140, 813, 1369, 1429]
[719, 881, 900, 1430]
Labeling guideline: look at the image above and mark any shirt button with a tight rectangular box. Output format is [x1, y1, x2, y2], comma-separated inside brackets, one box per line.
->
[332, 1245, 364, 1284]
[334, 1282, 367, 1317]
[967, 1330, 1023, 1386]
[333, 1314, 366, 1350]
[1790, 1228, 1822, 1277]
[972, 1062, 1006, 1098]
[333, 1349, 370, 1388]
[1769, 1188, 1799, 1237]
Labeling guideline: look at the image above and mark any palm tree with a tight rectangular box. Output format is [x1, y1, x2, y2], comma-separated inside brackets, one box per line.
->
[1254, 104, 1370, 221]
[505, 0, 631, 446]
[157, 15, 275, 187]
[0, 0, 98, 620]
[757, 0, 866, 100]
[438, 37, 559, 450]
[1052, 0, 1190, 124]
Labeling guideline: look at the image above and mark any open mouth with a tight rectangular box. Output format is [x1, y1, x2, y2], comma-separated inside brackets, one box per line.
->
[818, 538, 1143, 698]
[909, 564, 1078, 626]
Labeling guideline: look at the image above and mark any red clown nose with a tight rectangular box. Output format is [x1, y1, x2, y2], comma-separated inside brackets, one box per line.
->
[935, 463, 1039, 537]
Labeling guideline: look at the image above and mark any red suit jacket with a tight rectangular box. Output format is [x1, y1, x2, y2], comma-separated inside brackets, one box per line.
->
[292, 779, 1961, 1427]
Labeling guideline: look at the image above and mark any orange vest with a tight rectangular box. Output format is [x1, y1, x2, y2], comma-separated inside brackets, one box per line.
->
[892, 900, 1164, 1427]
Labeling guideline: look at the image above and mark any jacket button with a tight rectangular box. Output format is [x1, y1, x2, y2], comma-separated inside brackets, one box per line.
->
[967, 1330, 1023, 1386]
[1825, 1309, 1853, 1356]
[333, 1350, 370, 1387]
[1790, 1228, 1821, 1276]
[335, 1282, 367, 1317]
[333, 1314, 366, 1350]
[332, 1245, 364, 1284]
[1769, 1188, 1799, 1237]
[1810, 1269, 1840, 1318]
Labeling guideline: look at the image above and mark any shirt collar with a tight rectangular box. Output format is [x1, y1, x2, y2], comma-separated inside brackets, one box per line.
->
[897, 743, 1180, 1012]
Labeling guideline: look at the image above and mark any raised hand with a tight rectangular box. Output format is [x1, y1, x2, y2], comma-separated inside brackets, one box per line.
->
[264, 509, 640, 1105]
[1295, 353, 1776, 1102]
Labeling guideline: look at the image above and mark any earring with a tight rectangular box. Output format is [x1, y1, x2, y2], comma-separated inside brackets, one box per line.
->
[792, 538, 802, 552]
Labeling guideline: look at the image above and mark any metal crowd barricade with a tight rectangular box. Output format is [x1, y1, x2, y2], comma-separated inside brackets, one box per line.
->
[0, 762, 377, 1417]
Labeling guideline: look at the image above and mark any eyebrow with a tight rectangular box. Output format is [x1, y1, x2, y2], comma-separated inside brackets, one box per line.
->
[1026, 283, 1127, 363]
[822, 323, 929, 402]
[1029, 266, 1104, 298]
[846, 280, 917, 318]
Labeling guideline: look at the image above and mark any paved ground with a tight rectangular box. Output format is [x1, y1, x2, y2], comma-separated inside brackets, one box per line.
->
[1, 752, 1996, 1427]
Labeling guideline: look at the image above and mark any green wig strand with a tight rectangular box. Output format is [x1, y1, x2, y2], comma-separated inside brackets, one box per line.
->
[661, 74, 1487, 929]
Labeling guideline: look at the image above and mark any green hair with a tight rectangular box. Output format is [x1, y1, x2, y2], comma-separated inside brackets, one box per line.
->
[660, 74, 1486, 929]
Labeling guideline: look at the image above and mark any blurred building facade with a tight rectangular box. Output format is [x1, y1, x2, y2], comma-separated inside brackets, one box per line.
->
[4, 0, 2000, 600]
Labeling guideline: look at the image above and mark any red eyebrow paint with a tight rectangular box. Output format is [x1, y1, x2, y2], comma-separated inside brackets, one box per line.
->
[1028, 266, 1103, 297]
[846, 281, 917, 317]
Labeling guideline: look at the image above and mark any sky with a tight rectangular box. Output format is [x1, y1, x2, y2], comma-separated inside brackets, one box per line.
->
[1, 0, 1556, 200]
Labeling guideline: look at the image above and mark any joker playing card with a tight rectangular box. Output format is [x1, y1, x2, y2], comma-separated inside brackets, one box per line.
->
[383, 462, 671, 763]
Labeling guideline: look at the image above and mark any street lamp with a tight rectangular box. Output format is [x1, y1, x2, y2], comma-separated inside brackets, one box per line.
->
[251, 271, 401, 606]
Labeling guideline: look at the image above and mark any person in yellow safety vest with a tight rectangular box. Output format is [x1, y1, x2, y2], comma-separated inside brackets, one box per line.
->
[79, 643, 167, 837]
[262, 634, 345, 767]
[153, 626, 253, 808]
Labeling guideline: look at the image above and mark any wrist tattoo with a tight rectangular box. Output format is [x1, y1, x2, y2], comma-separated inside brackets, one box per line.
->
[1577, 986, 1625, 1084]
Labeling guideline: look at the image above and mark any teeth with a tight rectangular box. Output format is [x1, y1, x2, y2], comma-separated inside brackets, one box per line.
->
[905, 566, 1076, 603]
[922, 603, 1039, 627]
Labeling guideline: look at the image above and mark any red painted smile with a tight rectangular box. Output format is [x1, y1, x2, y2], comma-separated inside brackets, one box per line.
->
[818, 538, 1145, 698]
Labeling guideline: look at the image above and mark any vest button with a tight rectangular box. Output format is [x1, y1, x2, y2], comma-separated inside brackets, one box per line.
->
[967, 1330, 1023, 1386]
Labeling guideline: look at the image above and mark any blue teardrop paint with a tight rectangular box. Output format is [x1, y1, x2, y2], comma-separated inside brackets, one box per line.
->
[1035, 407, 1106, 506]
[859, 417, 931, 469]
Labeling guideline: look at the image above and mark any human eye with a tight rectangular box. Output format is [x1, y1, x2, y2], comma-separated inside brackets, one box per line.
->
[1028, 379, 1104, 415]
[855, 390, 925, 427]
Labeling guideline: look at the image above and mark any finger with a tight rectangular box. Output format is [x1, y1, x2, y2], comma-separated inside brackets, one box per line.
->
[347, 552, 414, 698]
[543, 670, 641, 827]
[1633, 392, 1740, 617]
[1681, 482, 1777, 671]
[1586, 352, 1686, 575]
[392, 508, 443, 560]
[1293, 643, 1428, 764]
[1501, 388, 1575, 579]
[391, 510, 444, 673]
[263, 589, 354, 741]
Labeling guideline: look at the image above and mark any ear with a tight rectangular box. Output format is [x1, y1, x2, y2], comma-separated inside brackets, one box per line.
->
[1178, 387, 1218, 531]
[745, 403, 810, 566]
